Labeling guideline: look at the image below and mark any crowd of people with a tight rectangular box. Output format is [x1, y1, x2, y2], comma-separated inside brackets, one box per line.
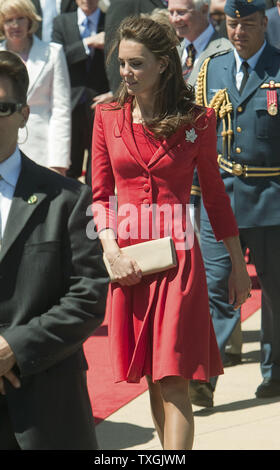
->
[0, 0, 279, 451]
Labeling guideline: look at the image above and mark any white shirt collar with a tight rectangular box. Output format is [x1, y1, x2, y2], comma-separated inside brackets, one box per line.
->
[234, 40, 267, 72]
[184, 23, 215, 57]
[40, 0, 61, 14]
[0, 146, 22, 189]
[77, 6, 101, 27]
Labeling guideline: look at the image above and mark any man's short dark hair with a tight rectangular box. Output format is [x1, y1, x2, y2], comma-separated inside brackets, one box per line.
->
[0, 51, 29, 103]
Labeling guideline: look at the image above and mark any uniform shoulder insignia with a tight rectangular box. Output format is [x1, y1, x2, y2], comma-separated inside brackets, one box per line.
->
[208, 46, 232, 61]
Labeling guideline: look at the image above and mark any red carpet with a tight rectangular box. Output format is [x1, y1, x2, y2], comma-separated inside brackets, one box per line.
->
[84, 319, 147, 425]
[84, 263, 261, 424]
[241, 263, 261, 321]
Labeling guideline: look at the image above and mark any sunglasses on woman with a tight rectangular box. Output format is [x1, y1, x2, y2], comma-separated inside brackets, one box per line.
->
[0, 102, 24, 117]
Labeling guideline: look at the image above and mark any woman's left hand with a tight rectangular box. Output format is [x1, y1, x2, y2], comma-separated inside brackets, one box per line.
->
[228, 265, 252, 311]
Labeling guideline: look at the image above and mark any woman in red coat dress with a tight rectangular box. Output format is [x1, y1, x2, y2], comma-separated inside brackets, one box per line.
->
[91, 16, 251, 450]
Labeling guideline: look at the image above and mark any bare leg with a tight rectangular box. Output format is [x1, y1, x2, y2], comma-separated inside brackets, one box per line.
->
[146, 375, 165, 447]
[159, 376, 194, 450]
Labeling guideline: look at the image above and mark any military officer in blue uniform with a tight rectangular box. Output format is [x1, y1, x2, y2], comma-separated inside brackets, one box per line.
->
[189, 0, 280, 407]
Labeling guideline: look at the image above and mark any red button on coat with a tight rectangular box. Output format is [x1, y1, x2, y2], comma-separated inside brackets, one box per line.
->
[143, 184, 150, 192]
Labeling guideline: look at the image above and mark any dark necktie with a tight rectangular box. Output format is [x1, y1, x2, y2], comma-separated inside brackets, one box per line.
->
[83, 17, 94, 71]
[239, 61, 249, 94]
[183, 44, 196, 80]
[82, 16, 92, 39]
[79, 17, 93, 103]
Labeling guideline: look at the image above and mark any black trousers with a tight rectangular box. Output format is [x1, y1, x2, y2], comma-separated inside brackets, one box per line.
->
[0, 397, 20, 450]
[67, 102, 94, 180]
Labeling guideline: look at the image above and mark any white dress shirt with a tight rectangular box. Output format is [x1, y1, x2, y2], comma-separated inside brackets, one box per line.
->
[181, 23, 215, 67]
[77, 7, 101, 55]
[40, 0, 62, 42]
[0, 146, 21, 240]
[234, 41, 266, 90]
[40, 0, 61, 12]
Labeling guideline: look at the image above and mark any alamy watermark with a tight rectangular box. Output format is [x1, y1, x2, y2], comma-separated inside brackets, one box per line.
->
[93, 452, 186, 466]
[86, 196, 195, 251]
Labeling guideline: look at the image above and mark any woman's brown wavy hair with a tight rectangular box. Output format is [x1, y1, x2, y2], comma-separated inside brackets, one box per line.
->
[107, 15, 204, 139]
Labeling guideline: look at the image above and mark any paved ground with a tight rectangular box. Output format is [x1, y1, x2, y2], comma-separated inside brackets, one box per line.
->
[96, 309, 280, 450]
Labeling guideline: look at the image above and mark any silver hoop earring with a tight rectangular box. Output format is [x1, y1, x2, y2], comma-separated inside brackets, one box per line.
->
[18, 124, 28, 145]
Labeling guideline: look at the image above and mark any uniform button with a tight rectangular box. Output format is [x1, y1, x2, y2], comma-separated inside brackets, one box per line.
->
[237, 106, 243, 113]
[236, 126, 242, 133]
[143, 184, 150, 192]
[143, 198, 149, 205]
[236, 147, 242, 153]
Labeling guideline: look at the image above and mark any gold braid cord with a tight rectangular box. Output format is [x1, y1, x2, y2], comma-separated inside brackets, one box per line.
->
[195, 57, 233, 161]
[195, 58, 210, 107]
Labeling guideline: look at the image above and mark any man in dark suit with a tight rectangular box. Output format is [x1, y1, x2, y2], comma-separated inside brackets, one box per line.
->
[104, 0, 168, 94]
[31, 0, 77, 42]
[0, 50, 108, 449]
[189, 0, 280, 406]
[52, 0, 110, 182]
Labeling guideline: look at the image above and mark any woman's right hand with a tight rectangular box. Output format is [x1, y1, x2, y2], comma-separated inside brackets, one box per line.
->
[99, 229, 142, 286]
[108, 253, 142, 286]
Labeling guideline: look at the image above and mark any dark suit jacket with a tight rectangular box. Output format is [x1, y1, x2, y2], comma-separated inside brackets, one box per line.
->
[0, 154, 108, 449]
[52, 10, 109, 110]
[104, 0, 167, 93]
[31, 0, 77, 39]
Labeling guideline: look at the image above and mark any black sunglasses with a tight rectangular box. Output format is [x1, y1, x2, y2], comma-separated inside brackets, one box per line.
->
[0, 102, 24, 117]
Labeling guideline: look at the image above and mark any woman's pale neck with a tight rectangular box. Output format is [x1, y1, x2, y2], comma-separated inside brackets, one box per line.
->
[133, 95, 156, 122]
[6, 36, 32, 59]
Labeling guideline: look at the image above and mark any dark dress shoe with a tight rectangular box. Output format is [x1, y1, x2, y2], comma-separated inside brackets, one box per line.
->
[223, 353, 242, 368]
[189, 381, 214, 407]
[255, 378, 280, 398]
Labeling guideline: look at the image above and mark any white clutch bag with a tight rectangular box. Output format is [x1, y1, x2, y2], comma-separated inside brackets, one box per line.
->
[103, 236, 177, 282]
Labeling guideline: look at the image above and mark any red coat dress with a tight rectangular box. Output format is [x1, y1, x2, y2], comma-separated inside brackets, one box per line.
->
[91, 102, 239, 384]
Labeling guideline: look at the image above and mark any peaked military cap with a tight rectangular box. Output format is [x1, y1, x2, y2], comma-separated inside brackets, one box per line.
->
[224, 0, 266, 17]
